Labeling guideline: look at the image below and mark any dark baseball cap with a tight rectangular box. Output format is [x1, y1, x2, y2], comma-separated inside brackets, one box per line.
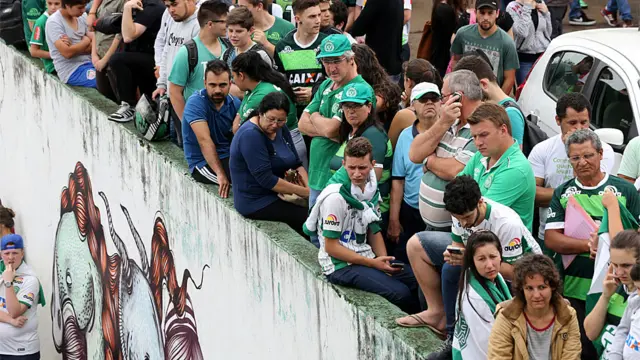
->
[476, 0, 499, 10]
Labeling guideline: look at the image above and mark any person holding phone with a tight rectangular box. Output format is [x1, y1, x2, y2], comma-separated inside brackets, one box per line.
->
[584, 230, 640, 359]
[303, 137, 420, 314]
[396, 175, 541, 359]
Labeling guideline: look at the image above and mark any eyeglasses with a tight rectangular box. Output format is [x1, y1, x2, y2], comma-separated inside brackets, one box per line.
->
[320, 56, 346, 65]
[417, 95, 441, 104]
[262, 114, 286, 125]
[341, 102, 365, 110]
[569, 152, 598, 163]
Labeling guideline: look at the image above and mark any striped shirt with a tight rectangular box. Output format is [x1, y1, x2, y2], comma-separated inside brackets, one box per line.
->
[419, 123, 476, 228]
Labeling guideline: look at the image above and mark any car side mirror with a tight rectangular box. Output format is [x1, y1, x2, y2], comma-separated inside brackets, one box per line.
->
[594, 128, 624, 146]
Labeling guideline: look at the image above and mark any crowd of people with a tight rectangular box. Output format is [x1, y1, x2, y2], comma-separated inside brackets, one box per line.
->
[7, 0, 640, 358]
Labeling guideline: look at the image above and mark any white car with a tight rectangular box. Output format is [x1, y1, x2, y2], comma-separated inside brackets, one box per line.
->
[517, 28, 640, 173]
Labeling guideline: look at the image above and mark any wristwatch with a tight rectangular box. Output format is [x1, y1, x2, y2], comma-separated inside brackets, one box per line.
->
[3, 281, 12, 288]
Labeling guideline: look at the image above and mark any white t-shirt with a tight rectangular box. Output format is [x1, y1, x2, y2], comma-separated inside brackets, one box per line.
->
[452, 278, 497, 360]
[402, 0, 412, 46]
[528, 134, 615, 240]
[0, 263, 40, 355]
[451, 197, 542, 264]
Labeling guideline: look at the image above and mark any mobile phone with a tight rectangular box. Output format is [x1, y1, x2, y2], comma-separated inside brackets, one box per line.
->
[390, 261, 405, 269]
[450, 91, 463, 103]
[447, 246, 463, 255]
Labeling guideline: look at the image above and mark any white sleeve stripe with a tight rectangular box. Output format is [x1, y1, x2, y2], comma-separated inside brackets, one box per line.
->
[545, 222, 565, 230]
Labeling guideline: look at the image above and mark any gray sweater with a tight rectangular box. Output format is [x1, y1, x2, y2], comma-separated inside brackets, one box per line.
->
[610, 292, 640, 360]
[506, 1, 552, 56]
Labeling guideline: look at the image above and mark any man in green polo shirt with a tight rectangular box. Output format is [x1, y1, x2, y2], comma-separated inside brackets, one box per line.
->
[298, 33, 375, 248]
[459, 102, 536, 231]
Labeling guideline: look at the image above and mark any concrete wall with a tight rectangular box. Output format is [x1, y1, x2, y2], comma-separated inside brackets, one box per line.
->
[0, 43, 439, 359]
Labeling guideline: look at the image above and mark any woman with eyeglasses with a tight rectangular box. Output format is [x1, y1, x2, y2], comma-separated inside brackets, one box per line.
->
[231, 51, 308, 169]
[328, 82, 393, 235]
[230, 92, 310, 237]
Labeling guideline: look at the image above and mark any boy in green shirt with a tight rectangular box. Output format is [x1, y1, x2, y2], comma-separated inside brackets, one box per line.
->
[237, 0, 295, 56]
[298, 34, 375, 247]
[22, 0, 46, 43]
[28, 0, 60, 74]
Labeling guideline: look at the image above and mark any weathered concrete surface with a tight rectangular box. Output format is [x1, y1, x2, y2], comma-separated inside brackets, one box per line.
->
[0, 42, 440, 359]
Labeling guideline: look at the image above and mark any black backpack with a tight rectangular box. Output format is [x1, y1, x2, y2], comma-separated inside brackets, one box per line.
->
[184, 37, 233, 77]
[501, 99, 548, 157]
[0, 0, 24, 46]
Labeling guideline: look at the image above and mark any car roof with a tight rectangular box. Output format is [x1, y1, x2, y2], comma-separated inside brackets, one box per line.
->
[554, 28, 640, 63]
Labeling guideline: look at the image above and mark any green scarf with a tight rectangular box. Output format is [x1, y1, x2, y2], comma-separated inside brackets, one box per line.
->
[468, 271, 511, 314]
[326, 167, 381, 211]
[0, 260, 46, 307]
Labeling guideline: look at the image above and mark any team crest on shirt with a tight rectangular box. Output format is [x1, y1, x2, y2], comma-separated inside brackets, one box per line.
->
[599, 185, 621, 197]
[483, 174, 494, 189]
[547, 208, 556, 219]
[332, 102, 340, 114]
[282, 46, 293, 53]
[561, 186, 581, 199]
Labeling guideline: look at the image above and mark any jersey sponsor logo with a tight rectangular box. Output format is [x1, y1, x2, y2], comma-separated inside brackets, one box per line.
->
[34, 27, 41, 41]
[288, 72, 322, 84]
[267, 32, 281, 42]
[601, 324, 616, 356]
[503, 237, 522, 255]
[454, 313, 469, 350]
[282, 46, 293, 53]
[547, 208, 556, 219]
[324, 214, 340, 227]
[12, 276, 23, 285]
[340, 230, 356, 243]
[22, 292, 34, 302]
[561, 186, 581, 199]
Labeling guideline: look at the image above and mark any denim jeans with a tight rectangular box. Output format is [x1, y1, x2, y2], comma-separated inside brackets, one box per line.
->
[569, 0, 582, 18]
[309, 188, 322, 248]
[606, 0, 632, 20]
[548, 5, 567, 38]
[327, 264, 420, 314]
[416, 230, 459, 336]
[516, 61, 535, 85]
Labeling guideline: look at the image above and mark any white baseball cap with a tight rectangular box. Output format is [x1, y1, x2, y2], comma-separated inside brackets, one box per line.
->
[410, 82, 441, 103]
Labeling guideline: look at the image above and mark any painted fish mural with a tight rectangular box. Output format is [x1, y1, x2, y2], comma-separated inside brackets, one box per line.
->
[51, 162, 208, 360]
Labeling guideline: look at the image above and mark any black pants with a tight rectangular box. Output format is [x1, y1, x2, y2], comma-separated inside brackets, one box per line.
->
[568, 297, 598, 359]
[0, 352, 40, 360]
[107, 51, 156, 106]
[549, 5, 567, 39]
[191, 160, 231, 185]
[96, 67, 117, 103]
[246, 199, 308, 238]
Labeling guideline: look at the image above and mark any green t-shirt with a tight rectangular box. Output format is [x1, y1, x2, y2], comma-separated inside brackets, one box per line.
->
[274, 31, 326, 115]
[304, 75, 376, 190]
[22, 0, 45, 44]
[168, 36, 226, 101]
[546, 174, 640, 301]
[328, 126, 393, 213]
[450, 24, 519, 86]
[238, 81, 298, 130]
[587, 285, 632, 359]
[263, 17, 295, 46]
[459, 141, 535, 231]
[29, 12, 54, 74]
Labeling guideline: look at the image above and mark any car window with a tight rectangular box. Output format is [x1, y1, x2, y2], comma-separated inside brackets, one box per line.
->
[544, 51, 594, 100]
[590, 66, 636, 145]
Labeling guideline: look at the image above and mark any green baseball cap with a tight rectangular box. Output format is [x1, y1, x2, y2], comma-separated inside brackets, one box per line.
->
[338, 82, 374, 104]
[317, 34, 353, 59]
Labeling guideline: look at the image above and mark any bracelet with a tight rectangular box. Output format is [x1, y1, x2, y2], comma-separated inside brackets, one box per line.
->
[423, 156, 429, 170]
[89, 11, 96, 14]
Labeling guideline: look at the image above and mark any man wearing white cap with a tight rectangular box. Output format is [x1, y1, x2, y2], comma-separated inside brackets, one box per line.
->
[387, 82, 442, 261]
[0, 234, 44, 360]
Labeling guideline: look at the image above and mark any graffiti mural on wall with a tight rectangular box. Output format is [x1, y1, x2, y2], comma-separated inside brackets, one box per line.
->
[51, 162, 208, 360]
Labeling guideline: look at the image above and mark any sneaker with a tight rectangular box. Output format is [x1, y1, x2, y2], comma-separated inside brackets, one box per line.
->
[580, 0, 588, 8]
[623, 19, 634, 27]
[601, 8, 618, 26]
[569, 11, 596, 25]
[108, 102, 135, 123]
[426, 337, 453, 360]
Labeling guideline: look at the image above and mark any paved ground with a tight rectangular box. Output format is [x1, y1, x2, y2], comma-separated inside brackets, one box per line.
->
[407, 0, 640, 59]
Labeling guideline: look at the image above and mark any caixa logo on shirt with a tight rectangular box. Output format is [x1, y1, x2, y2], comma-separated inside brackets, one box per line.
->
[503, 238, 523, 255]
[324, 214, 340, 227]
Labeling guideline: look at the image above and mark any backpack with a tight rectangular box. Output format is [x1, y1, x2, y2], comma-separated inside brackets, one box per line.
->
[184, 37, 233, 77]
[501, 99, 548, 157]
[0, 0, 24, 46]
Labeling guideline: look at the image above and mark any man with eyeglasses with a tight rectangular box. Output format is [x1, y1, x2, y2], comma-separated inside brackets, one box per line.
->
[298, 34, 376, 248]
[545, 128, 639, 359]
[529, 93, 615, 252]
